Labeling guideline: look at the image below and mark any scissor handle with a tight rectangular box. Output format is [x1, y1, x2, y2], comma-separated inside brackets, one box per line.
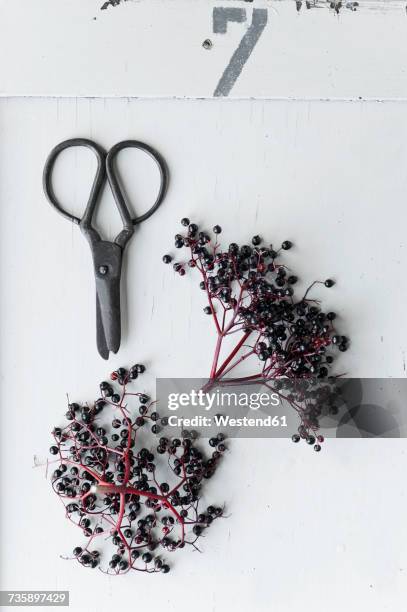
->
[43, 138, 106, 226]
[106, 140, 168, 226]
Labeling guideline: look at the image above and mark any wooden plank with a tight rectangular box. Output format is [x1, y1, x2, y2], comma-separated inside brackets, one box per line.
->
[1, 0, 407, 98]
[1, 97, 407, 610]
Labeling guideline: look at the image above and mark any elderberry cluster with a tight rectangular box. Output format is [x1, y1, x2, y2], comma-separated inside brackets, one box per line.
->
[163, 219, 348, 377]
[163, 219, 350, 449]
[49, 364, 225, 575]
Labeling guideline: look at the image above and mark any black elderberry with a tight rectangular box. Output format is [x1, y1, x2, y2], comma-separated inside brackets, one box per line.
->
[181, 217, 190, 226]
[142, 552, 152, 563]
[95, 398, 106, 411]
[81, 554, 91, 565]
[213, 225, 222, 234]
[162, 254, 172, 264]
[252, 235, 261, 246]
[203, 306, 212, 315]
[49, 446, 58, 455]
[291, 434, 300, 443]
[281, 240, 292, 250]
[324, 279, 335, 288]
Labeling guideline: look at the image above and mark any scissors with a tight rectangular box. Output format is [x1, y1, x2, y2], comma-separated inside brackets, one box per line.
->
[43, 138, 168, 359]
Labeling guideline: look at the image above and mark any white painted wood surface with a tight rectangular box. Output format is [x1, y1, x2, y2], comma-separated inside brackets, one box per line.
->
[1, 97, 407, 611]
[2, 0, 407, 98]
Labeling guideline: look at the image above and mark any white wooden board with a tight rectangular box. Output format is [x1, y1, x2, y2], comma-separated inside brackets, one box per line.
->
[1, 0, 407, 98]
[1, 97, 407, 611]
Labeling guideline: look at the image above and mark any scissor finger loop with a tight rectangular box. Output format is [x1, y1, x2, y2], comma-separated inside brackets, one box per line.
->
[106, 139, 169, 227]
[43, 138, 106, 227]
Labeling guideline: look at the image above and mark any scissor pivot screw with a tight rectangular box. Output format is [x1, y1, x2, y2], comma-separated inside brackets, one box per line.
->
[99, 265, 108, 275]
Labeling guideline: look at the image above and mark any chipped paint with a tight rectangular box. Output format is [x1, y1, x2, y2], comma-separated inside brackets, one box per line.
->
[100, 0, 407, 14]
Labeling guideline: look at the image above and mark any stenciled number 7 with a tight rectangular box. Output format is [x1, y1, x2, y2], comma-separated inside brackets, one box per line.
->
[213, 7, 268, 97]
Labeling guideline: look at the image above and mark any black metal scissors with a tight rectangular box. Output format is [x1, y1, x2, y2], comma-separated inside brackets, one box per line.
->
[43, 138, 168, 359]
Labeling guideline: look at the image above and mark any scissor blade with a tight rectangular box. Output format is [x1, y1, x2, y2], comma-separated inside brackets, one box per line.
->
[95, 275, 121, 359]
[96, 293, 110, 360]
[91, 240, 123, 359]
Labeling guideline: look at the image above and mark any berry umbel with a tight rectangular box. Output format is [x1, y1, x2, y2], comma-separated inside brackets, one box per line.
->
[49, 365, 225, 574]
[164, 220, 350, 449]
